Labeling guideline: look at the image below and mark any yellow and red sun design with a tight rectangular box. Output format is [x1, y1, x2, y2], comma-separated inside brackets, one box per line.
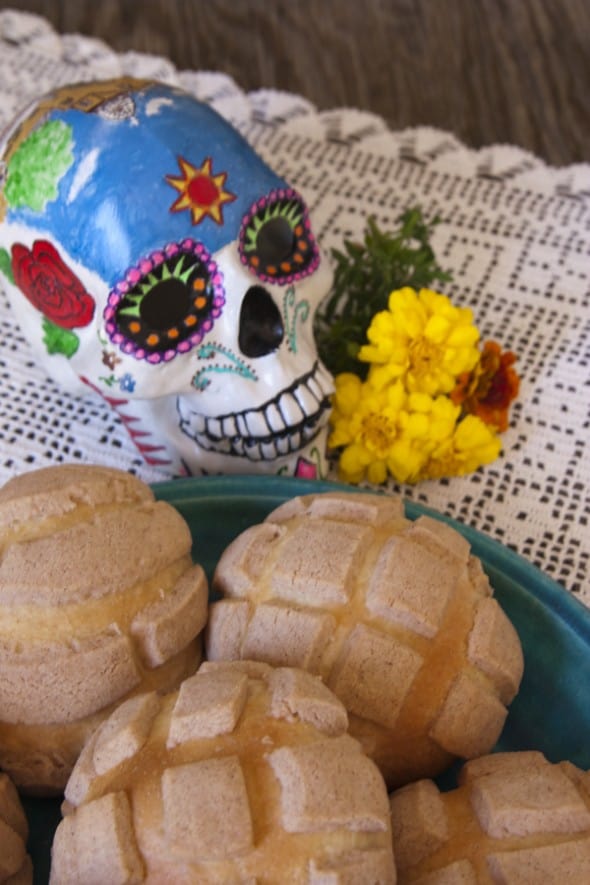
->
[166, 156, 236, 225]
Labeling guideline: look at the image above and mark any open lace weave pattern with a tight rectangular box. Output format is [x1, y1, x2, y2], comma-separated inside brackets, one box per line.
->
[0, 8, 588, 603]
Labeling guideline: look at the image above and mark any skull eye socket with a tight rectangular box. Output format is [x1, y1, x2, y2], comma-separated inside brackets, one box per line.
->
[104, 241, 225, 363]
[239, 188, 320, 285]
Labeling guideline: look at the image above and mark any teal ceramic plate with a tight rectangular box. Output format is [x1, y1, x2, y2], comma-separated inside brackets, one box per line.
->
[24, 475, 590, 883]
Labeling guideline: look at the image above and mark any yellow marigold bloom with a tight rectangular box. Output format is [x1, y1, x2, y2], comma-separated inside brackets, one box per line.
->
[329, 373, 363, 426]
[421, 415, 502, 480]
[401, 392, 460, 444]
[329, 374, 408, 483]
[329, 372, 467, 485]
[392, 394, 460, 483]
[359, 286, 481, 396]
[328, 283, 508, 485]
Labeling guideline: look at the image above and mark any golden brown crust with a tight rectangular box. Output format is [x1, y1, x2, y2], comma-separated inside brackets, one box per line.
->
[51, 662, 395, 884]
[0, 465, 208, 794]
[390, 752, 590, 883]
[0, 640, 202, 796]
[0, 463, 152, 530]
[207, 491, 524, 788]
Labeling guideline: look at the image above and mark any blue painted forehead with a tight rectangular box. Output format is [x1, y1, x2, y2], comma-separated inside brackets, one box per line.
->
[9, 81, 288, 283]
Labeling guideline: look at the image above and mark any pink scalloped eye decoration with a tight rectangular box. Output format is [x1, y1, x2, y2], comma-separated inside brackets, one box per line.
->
[104, 240, 225, 363]
[238, 188, 320, 285]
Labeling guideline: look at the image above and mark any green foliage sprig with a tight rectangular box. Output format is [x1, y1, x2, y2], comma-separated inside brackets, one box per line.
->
[314, 207, 453, 378]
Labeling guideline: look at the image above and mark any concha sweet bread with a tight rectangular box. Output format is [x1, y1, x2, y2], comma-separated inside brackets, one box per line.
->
[50, 660, 395, 884]
[389, 751, 590, 883]
[206, 491, 524, 789]
[0, 464, 208, 795]
[0, 772, 32, 884]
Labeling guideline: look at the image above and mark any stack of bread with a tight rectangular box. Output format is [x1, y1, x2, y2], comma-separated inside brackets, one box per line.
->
[0, 465, 586, 884]
[0, 464, 208, 795]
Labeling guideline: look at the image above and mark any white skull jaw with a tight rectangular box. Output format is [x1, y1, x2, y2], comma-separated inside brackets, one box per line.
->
[174, 360, 334, 472]
[4, 229, 334, 476]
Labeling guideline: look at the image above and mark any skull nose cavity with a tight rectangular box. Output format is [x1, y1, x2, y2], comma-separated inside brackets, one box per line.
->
[238, 285, 284, 358]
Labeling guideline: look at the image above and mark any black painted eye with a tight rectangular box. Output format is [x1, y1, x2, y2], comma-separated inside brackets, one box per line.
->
[239, 188, 320, 285]
[105, 241, 225, 363]
[256, 216, 296, 266]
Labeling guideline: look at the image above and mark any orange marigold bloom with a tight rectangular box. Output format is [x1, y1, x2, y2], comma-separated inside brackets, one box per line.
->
[451, 340, 520, 432]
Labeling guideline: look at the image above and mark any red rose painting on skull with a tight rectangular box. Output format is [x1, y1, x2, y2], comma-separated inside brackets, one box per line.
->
[11, 240, 95, 328]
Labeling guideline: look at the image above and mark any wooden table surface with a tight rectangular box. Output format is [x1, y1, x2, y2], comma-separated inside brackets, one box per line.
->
[2, 0, 589, 168]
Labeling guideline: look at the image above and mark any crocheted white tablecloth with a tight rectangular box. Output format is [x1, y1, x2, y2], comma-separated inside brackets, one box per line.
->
[0, 9, 588, 605]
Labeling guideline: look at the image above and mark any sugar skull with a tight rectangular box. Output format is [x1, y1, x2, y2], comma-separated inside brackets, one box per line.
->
[0, 78, 334, 477]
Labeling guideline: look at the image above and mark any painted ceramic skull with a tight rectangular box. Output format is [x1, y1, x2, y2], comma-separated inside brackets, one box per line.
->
[0, 78, 334, 477]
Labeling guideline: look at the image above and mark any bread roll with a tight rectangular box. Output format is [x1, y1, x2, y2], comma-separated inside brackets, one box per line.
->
[50, 660, 395, 884]
[390, 751, 590, 883]
[0, 464, 208, 794]
[0, 772, 32, 884]
[207, 491, 524, 788]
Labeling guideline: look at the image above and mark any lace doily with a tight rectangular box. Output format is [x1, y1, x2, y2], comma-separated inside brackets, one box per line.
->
[0, 8, 588, 605]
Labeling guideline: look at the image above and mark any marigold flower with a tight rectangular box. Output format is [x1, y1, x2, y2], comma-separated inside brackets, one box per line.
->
[419, 415, 502, 480]
[389, 393, 461, 483]
[328, 288, 516, 486]
[401, 393, 461, 445]
[359, 287, 481, 396]
[329, 373, 467, 484]
[329, 374, 409, 483]
[451, 340, 520, 432]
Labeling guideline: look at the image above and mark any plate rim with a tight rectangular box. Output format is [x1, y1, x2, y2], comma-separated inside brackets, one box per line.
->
[152, 474, 590, 644]
[25, 472, 590, 884]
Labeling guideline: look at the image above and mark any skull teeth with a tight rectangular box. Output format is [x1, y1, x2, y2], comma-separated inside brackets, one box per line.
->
[178, 361, 333, 462]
